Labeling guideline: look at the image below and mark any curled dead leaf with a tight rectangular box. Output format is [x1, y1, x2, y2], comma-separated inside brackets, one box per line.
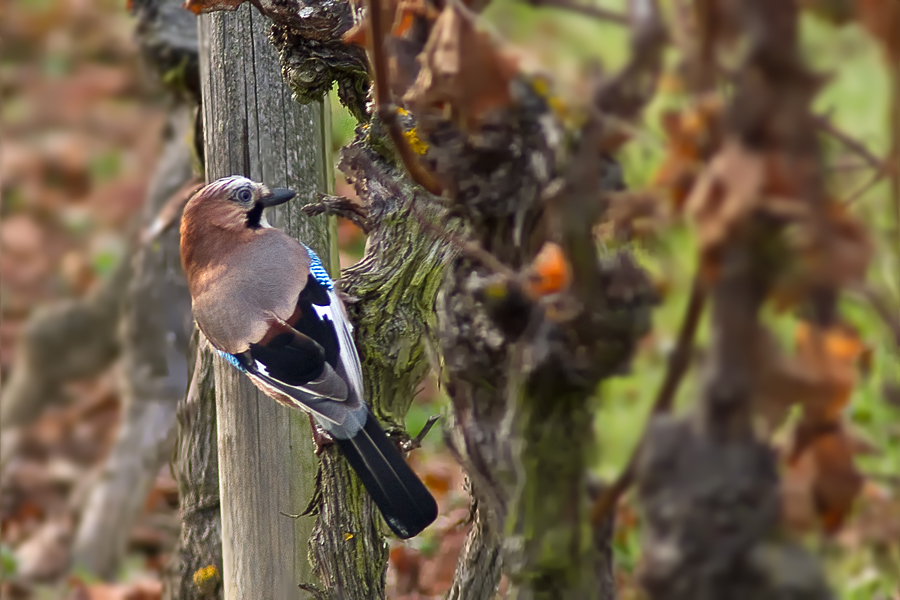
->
[653, 95, 722, 209]
[404, 3, 518, 131]
[755, 321, 864, 434]
[753, 321, 867, 534]
[684, 139, 766, 254]
[795, 203, 872, 289]
[685, 137, 860, 298]
[782, 425, 864, 534]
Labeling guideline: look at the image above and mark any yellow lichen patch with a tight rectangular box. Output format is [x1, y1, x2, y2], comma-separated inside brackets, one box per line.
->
[395, 107, 428, 154]
[403, 126, 429, 155]
[530, 75, 567, 120]
[193, 565, 220, 593]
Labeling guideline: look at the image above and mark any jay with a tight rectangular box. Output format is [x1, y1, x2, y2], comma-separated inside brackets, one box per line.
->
[180, 175, 437, 539]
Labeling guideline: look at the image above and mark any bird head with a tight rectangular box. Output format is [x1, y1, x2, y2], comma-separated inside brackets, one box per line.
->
[180, 176, 298, 278]
[182, 175, 297, 232]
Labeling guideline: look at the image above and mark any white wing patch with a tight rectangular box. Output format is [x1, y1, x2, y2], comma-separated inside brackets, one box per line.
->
[326, 289, 365, 402]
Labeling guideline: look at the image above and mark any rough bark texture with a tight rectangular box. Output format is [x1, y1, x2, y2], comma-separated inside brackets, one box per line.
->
[198, 5, 332, 597]
[430, 105, 652, 599]
[71, 102, 196, 578]
[164, 345, 224, 600]
[444, 504, 502, 600]
[298, 127, 453, 599]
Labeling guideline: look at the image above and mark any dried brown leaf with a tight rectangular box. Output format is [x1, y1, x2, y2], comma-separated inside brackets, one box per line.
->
[685, 139, 767, 253]
[755, 321, 864, 433]
[404, 3, 518, 131]
[797, 203, 872, 289]
[857, 0, 900, 63]
[653, 96, 723, 209]
[754, 322, 867, 534]
[782, 425, 864, 534]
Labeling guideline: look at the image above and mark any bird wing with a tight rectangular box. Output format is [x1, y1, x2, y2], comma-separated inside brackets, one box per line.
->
[320, 286, 365, 405]
[223, 274, 366, 435]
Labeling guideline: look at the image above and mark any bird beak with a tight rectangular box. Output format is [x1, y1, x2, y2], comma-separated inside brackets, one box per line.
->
[259, 188, 296, 208]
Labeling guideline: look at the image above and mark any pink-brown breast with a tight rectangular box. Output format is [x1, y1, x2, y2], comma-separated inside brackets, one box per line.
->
[181, 212, 310, 354]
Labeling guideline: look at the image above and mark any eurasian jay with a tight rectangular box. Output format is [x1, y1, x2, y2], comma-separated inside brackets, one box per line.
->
[179, 175, 437, 539]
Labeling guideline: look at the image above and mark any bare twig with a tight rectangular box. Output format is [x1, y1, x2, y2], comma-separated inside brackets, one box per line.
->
[302, 194, 371, 233]
[591, 0, 667, 150]
[830, 159, 874, 173]
[844, 168, 888, 204]
[816, 116, 884, 171]
[297, 582, 329, 600]
[367, 0, 443, 195]
[523, 0, 628, 24]
[402, 414, 441, 451]
[590, 273, 706, 525]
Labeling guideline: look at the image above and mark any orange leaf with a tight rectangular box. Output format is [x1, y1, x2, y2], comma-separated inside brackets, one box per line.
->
[753, 322, 864, 434]
[524, 242, 571, 298]
[653, 96, 722, 209]
[182, 0, 245, 15]
[793, 321, 863, 423]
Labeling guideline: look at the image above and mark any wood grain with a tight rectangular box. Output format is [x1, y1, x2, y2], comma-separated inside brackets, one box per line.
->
[198, 6, 330, 597]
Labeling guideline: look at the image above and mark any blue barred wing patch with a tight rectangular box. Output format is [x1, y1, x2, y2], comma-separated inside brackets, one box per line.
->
[303, 244, 334, 290]
[218, 349, 247, 372]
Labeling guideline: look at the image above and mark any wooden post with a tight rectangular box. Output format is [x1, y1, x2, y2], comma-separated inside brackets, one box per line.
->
[198, 5, 332, 597]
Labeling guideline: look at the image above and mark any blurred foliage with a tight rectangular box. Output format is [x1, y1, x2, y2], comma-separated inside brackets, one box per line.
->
[328, 1, 900, 597]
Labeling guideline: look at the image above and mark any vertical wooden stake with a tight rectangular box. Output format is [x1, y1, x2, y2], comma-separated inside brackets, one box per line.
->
[198, 5, 331, 597]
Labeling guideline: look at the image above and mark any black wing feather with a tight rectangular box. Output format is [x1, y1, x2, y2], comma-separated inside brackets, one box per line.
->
[248, 275, 339, 386]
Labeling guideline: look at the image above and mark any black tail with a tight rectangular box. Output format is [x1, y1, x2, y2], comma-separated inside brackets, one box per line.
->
[334, 412, 438, 539]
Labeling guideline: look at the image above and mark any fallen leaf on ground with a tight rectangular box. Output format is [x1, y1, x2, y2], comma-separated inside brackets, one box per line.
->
[14, 517, 72, 581]
[67, 579, 162, 600]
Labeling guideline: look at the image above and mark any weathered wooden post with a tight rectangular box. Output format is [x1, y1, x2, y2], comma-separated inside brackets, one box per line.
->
[197, 5, 333, 597]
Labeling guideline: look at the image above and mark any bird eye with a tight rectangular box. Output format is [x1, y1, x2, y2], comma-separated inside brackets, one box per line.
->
[237, 189, 253, 203]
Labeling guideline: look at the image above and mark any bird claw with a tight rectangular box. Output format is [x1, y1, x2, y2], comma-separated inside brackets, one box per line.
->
[308, 414, 333, 454]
